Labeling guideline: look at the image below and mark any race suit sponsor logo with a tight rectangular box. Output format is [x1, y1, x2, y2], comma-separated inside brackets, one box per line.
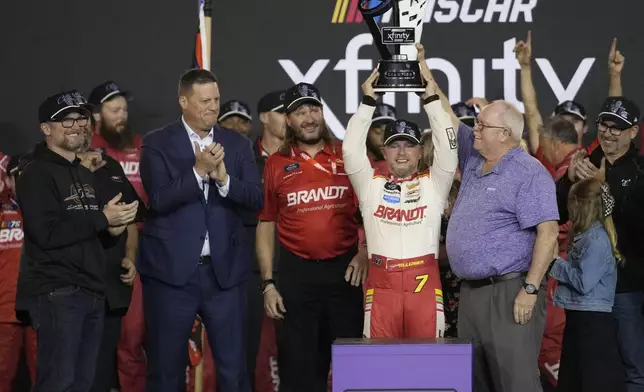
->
[287, 186, 349, 207]
[0, 228, 23, 244]
[373, 205, 427, 226]
[284, 162, 300, 172]
[121, 161, 139, 176]
[405, 188, 420, 197]
[406, 182, 419, 190]
[405, 197, 420, 203]
[383, 195, 400, 204]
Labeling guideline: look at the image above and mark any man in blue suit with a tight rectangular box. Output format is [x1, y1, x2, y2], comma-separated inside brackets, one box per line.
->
[138, 68, 263, 392]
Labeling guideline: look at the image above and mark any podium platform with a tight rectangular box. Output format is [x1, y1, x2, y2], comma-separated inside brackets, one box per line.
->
[332, 338, 473, 392]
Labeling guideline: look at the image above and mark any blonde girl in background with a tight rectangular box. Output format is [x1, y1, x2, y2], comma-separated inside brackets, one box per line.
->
[549, 173, 625, 392]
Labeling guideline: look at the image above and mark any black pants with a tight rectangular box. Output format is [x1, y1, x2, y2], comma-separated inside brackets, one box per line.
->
[27, 286, 105, 392]
[557, 309, 626, 392]
[276, 247, 363, 392]
[91, 311, 123, 392]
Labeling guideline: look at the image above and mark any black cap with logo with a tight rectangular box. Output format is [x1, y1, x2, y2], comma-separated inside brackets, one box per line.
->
[218, 100, 252, 122]
[372, 103, 396, 125]
[38, 90, 93, 123]
[383, 119, 422, 146]
[88, 81, 132, 107]
[284, 83, 322, 113]
[257, 90, 286, 114]
[597, 96, 640, 130]
[451, 102, 476, 127]
[553, 100, 587, 121]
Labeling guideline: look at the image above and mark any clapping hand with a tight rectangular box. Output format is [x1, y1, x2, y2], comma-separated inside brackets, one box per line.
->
[78, 151, 106, 172]
[103, 193, 139, 236]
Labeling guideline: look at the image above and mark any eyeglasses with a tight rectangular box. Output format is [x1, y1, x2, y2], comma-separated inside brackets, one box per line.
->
[54, 116, 89, 128]
[474, 119, 510, 135]
[596, 120, 627, 136]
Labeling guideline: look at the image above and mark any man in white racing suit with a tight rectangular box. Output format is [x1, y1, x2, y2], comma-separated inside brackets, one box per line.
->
[342, 60, 458, 339]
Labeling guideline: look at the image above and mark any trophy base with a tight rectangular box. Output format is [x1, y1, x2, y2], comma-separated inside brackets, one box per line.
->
[373, 59, 426, 93]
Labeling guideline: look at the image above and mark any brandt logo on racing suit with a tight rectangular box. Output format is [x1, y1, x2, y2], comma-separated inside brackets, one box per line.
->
[373, 205, 427, 226]
[287, 186, 349, 207]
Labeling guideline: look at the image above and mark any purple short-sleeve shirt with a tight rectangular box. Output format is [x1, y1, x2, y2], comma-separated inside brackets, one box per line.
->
[446, 123, 559, 279]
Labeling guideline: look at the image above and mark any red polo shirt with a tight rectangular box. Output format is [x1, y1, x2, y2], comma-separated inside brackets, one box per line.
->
[91, 133, 147, 205]
[0, 204, 23, 323]
[535, 138, 601, 177]
[259, 142, 358, 260]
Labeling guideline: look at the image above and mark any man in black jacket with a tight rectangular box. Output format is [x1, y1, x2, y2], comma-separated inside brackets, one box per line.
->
[16, 90, 139, 392]
[561, 96, 644, 390]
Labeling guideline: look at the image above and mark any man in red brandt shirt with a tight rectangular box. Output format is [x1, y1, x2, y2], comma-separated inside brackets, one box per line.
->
[0, 156, 36, 391]
[256, 82, 367, 392]
[88, 81, 147, 392]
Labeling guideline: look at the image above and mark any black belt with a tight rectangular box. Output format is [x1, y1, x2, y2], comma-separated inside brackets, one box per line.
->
[198, 256, 211, 265]
[466, 271, 526, 289]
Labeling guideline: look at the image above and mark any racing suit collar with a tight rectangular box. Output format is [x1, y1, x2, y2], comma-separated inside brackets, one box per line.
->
[386, 168, 430, 183]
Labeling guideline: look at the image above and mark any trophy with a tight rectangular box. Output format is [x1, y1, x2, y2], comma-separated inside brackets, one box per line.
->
[358, 0, 429, 93]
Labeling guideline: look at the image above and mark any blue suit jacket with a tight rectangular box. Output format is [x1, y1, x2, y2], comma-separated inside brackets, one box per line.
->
[138, 120, 263, 288]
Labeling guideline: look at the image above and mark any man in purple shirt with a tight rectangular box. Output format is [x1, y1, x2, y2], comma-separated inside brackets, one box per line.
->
[416, 44, 560, 392]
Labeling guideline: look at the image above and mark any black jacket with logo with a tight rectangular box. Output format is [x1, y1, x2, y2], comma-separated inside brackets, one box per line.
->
[16, 146, 111, 297]
[93, 154, 146, 312]
[559, 144, 644, 292]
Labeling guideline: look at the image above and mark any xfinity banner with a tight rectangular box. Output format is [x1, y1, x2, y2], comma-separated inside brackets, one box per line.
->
[212, 0, 641, 141]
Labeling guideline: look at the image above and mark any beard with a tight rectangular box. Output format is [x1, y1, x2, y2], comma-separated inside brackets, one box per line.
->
[366, 138, 384, 161]
[291, 120, 327, 145]
[99, 121, 133, 150]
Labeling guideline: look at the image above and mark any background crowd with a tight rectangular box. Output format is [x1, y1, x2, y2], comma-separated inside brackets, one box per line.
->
[0, 31, 642, 392]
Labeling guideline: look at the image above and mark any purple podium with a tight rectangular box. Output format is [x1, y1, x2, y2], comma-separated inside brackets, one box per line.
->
[332, 338, 473, 392]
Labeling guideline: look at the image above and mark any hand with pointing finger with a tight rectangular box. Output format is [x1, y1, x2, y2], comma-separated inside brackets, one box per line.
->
[513, 30, 532, 69]
[608, 37, 625, 76]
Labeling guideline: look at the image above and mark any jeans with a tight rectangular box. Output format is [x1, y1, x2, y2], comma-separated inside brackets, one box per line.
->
[27, 286, 105, 392]
[614, 292, 644, 392]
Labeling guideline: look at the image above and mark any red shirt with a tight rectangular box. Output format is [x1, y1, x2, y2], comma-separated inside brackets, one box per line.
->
[259, 142, 358, 260]
[535, 138, 601, 177]
[91, 133, 147, 205]
[0, 203, 23, 323]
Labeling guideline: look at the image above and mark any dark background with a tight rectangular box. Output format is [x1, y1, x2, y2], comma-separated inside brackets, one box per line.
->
[1, 0, 643, 155]
[1, 0, 643, 390]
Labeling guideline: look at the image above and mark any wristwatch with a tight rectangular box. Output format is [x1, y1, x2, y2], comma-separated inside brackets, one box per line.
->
[259, 279, 276, 294]
[523, 283, 539, 295]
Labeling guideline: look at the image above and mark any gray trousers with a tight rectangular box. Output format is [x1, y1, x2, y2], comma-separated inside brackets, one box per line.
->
[458, 277, 547, 392]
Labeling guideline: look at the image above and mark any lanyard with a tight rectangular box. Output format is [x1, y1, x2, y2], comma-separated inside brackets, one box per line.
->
[291, 148, 338, 175]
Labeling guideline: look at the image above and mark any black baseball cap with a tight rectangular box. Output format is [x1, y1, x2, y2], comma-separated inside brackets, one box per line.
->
[257, 90, 286, 114]
[553, 100, 586, 121]
[372, 103, 396, 125]
[284, 83, 322, 113]
[451, 102, 477, 121]
[38, 90, 93, 123]
[88, 81, 132, 107]
[383, 119, 422, 146]
[218, 100, 252, 122]
[597, 96, 640, 130]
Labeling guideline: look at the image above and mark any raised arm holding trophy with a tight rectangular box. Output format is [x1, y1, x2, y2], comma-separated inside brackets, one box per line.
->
[358, 0, 429, 92]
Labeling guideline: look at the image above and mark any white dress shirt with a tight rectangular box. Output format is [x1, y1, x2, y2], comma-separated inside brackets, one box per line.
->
[182, 116, 230, 257]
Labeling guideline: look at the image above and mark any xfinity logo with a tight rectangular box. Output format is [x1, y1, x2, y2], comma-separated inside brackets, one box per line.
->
[286, 186, 349, 206]
[279, 33, 595, 139]
[382, 27, 415, 44]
